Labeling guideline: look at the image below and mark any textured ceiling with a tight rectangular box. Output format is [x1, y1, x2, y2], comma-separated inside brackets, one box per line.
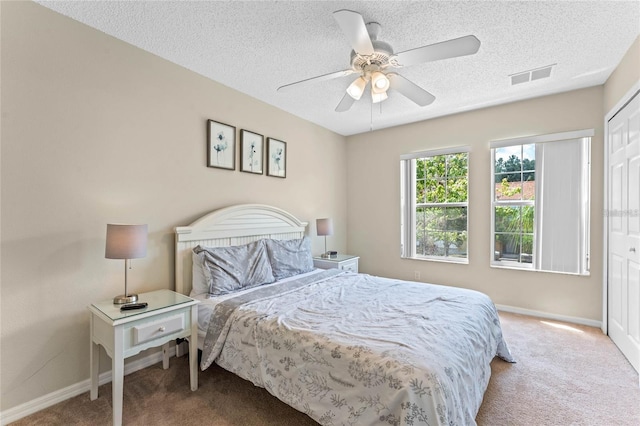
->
[36, 1, 640, 136]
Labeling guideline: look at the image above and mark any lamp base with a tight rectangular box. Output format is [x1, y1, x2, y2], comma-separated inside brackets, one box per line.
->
[113, 294, 138, 304]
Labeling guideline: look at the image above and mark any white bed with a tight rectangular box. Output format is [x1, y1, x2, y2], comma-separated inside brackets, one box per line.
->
[175, 204, 514, 426]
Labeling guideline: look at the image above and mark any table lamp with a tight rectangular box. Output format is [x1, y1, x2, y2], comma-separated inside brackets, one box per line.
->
[316, 218, 334, 258]
[105, 224, 148, 304]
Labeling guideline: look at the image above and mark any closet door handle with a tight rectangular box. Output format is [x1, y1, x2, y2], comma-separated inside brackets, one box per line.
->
[631, 247, 636, 253]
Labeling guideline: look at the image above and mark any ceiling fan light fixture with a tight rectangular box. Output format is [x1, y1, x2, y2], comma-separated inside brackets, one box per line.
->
[371, 90, 388, 104]
[346, 76, 367, 100]
[371, 71, 390, 94]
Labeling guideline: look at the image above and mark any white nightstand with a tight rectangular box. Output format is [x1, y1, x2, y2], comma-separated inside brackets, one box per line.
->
[313, 254, 359, 273]
[89, 289, 199, 426]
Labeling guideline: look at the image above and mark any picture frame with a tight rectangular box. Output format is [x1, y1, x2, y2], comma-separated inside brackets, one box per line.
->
[240, 129, 264, 174]
[207, 119, 236, 170]
[267, 137, 287, 178]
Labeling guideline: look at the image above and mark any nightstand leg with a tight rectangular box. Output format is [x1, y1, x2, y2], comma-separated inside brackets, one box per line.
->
[90, 342, 100, 400]
[112, 328, 124, 426]
[189, 305, 198, 391]
[90, 315, 99, 400]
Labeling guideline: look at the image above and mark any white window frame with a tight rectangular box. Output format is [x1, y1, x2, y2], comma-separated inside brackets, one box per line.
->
[490, 129, 593, 274]
[491, 144, 536, 270]
[401, 146, 470, 264]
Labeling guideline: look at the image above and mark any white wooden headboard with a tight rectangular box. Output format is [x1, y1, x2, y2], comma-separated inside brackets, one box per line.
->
[174, 204, 308, 295]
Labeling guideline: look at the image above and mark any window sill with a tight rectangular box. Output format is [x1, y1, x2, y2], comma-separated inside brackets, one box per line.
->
[491, 261, 533, 271]
[490, 262, 590, 276]
[403, 255, 468, 265]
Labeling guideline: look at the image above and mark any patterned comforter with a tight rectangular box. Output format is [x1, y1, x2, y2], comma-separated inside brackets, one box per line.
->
[200, 270, 514, 425]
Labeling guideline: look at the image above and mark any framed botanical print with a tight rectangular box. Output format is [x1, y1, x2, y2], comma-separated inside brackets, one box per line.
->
[207, 119, 236, 170]
[267, 137, 287, 178]
[240, 129, 264, 174]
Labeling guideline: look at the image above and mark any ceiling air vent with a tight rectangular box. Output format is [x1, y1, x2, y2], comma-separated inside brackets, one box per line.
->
[510, 64, 555, 85]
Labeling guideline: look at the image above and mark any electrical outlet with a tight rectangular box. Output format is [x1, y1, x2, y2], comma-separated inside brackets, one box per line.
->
[414, 271, 421, 280]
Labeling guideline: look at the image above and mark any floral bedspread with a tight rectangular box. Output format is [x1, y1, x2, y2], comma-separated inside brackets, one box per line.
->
[201, 270, 514, 426]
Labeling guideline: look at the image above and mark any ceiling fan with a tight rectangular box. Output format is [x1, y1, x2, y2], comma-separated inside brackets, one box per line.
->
[277, 9, 481, 112]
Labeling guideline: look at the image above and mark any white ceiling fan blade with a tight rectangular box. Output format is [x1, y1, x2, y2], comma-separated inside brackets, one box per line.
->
[278, 69, 354, 92]
[333, 9, 375, 56]
[392, 35, 481, 68]
[335, 93, 356, 112]
[388, 73, 435, 106]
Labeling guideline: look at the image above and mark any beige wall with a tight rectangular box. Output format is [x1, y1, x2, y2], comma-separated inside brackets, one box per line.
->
[346, 86, 605, 321]
[604, 35, 640, 114]
[0, 2, 347, 411]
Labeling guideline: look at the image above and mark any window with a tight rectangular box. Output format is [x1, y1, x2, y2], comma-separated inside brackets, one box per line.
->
[491, 129, 592, 275]
[493, 144, 535, 267]
[401, 147, 469, 262]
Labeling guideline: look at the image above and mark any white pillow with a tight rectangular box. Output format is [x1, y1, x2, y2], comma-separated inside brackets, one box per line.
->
[190, 250, 209, 297]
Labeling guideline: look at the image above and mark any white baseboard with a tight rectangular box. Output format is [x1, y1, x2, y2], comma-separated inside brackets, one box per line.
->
[0, 347, 177, 425]
[496, 304, 602, 329]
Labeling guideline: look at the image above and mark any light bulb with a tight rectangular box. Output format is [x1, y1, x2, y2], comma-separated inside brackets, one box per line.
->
[371, 72, 390, 94]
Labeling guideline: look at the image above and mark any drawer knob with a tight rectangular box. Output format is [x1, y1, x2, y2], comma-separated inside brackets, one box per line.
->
[159, 326, 166, 332]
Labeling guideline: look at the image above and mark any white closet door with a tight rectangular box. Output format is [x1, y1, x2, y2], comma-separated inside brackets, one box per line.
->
[608, 91, 640, 374]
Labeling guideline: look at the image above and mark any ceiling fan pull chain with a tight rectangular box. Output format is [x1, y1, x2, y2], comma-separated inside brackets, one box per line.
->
[370, 98, 373, 132]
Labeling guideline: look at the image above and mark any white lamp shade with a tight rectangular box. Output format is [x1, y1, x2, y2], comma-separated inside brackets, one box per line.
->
[372, 91, 388, 104]
[346, 77, 367, 100]
[316, 218, 334, 237]
[105, 224, 148, 259]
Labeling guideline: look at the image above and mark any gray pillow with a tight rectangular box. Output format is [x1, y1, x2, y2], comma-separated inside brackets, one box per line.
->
[193, 240, 275, 296]
[265, 237, 314, 280]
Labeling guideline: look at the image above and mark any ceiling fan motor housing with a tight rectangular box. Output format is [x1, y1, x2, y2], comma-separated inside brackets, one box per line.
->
[350, 39, 394, 71]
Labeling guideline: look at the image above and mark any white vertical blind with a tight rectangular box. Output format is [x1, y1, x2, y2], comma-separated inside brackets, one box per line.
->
[535, 138, 589, 273]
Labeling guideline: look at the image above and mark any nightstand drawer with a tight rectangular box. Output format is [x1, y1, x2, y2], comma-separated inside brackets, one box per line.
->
[122, 307, 192, 354]
[339, 258, 358, 272]
[133, 314, 184, 345]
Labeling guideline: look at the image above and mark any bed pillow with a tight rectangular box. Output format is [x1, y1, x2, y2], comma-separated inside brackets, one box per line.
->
[190, 250, 209, 297]
[265, 237, 314, 280]
[193, 240, 275, 296]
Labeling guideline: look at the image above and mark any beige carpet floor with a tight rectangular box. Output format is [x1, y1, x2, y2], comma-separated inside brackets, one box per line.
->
[10, 312, 640, 425]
